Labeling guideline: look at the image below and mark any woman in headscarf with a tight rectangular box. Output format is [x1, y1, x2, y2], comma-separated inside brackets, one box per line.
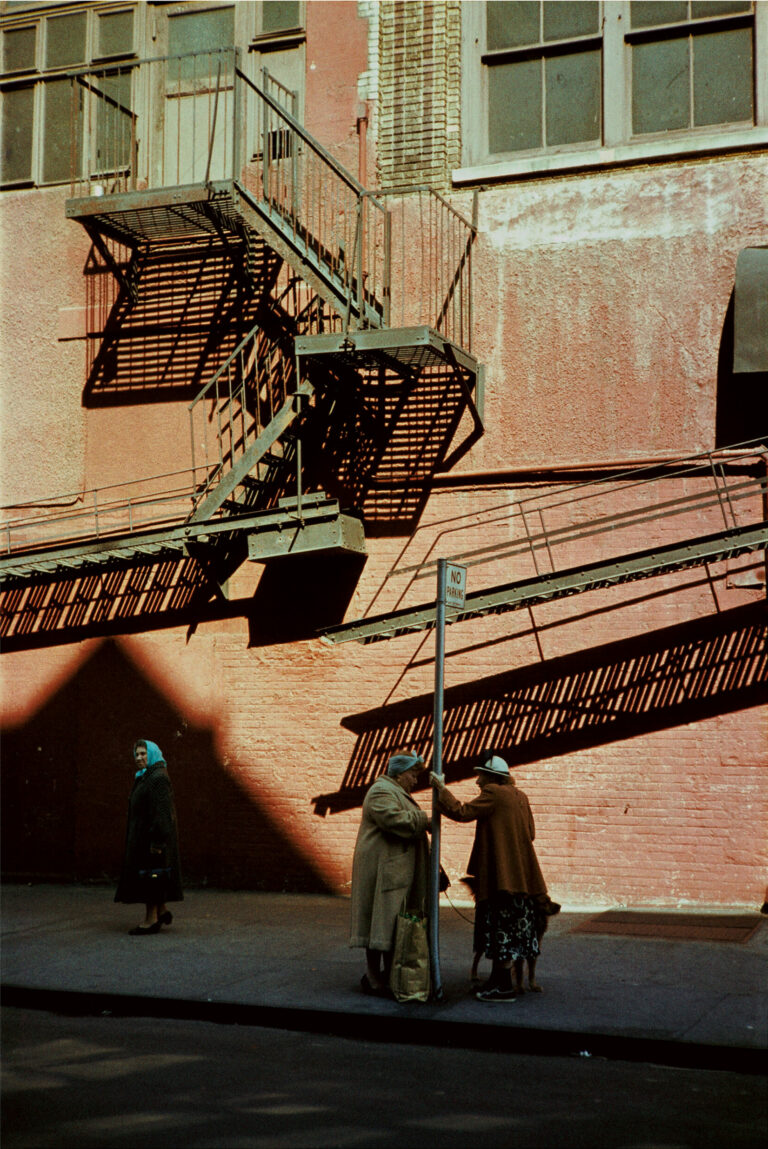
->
[431, 753, 550, 1002]
[115, 739, 183, 936]
[349, 750, 430, 996]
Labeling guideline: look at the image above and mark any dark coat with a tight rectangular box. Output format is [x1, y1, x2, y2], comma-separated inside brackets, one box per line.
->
[439, 780, 547, 903]
[115, 764, 183, 904]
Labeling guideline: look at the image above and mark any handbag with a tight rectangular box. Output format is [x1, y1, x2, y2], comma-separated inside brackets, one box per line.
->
[389, 907, 431, 1003]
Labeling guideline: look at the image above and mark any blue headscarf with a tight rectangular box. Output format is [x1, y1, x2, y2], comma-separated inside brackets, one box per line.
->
[387, 752, 424, 777]
[134, 739, 165, 778]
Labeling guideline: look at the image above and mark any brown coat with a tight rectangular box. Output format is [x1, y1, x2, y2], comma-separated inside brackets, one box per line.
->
[439, 780, 546, 903]
[349, 774, 430, 951]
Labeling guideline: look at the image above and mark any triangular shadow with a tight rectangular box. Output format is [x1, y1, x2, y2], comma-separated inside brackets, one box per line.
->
[2, 639, 333, 892]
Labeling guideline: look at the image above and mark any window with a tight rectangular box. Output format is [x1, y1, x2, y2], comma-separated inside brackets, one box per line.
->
[1, 5, 135, 188]
[458, 0, 767, 181]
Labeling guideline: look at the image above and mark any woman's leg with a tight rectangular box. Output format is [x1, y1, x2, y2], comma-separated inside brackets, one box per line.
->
[365, 947, 389, 990]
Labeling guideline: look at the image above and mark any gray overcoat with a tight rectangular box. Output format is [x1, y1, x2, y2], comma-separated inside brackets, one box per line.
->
[349, 774, 430, 951]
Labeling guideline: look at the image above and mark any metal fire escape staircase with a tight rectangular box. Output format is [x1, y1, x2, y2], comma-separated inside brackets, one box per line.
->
[320, 444, 768, 644]
[0, 51, 481, 589]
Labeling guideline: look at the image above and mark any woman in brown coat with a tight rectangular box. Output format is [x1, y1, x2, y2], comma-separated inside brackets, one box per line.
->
[431, 753, 549, 1002]
[349, 751, 429, 996]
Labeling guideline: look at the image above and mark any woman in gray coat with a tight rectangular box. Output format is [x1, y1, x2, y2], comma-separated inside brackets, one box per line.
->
[349, 751, 429, 996]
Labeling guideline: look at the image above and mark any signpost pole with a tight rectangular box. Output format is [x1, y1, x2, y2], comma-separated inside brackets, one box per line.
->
[429, 558, 447, 1001]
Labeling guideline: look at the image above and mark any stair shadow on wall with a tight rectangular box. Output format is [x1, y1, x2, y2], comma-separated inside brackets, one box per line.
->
[312, 601, 768, 815]
[82, 236, 276, 407]
[1, 639, 333, 893]
[0, 557, 229, 653]
[304, 361, 481, 537]
[0, 546, 365, 653]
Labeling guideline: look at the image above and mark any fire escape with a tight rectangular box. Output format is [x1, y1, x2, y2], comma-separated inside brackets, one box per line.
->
[0, 51, 481, 592]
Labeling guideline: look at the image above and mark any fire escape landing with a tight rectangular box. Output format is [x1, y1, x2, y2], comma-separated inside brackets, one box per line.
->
[0, 51, 481, 590]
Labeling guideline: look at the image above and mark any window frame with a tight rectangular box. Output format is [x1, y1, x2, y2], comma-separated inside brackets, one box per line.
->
[457, 0, 768, 185]
[1, 3, 138, 189]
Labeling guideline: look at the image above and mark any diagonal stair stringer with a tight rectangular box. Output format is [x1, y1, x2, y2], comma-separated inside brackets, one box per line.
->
[190, 379, 315, 522]
[231, 183, 384, 330]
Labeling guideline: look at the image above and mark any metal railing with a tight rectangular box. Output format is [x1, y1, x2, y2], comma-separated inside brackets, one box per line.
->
[187, 317, 295, 510]
[235, 66, 389, 329]
[68, 51, 476, 345]
[397, 442, 768, 588]
[376, 187, 477, 351]
[70, 49, 237, 197]
[0, 470, 201, 558]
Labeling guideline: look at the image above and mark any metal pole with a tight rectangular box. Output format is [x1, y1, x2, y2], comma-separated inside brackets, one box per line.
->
[429, 558, 447, 1001]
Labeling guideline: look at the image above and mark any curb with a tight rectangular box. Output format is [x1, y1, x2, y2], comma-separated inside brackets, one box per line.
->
[3, 984, 766, 1076]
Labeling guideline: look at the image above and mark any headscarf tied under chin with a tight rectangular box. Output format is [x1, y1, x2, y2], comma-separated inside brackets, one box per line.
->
[387, 752, 424, 777]
[134, 739, 165, 778]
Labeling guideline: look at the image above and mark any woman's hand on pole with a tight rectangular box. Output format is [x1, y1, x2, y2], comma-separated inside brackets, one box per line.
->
[429, 771, 445, 790]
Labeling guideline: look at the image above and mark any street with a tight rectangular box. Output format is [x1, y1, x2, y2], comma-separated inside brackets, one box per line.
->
[2, 1006, 765, 1148]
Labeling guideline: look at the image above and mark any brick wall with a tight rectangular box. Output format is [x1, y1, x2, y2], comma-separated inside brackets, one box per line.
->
[377, 0, 461, 190]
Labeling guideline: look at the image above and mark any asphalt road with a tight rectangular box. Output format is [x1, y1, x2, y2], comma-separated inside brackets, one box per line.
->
[2, 1007, 765, 1149]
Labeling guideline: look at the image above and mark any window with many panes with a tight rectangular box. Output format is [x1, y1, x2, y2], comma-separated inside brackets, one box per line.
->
[0, 2, 304, 189]
[459, 0, 767, 180]
[1, 4, 137, 187]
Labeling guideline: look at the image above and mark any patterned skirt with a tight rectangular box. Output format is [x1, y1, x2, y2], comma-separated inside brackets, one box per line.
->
[474, 892, 540, 963]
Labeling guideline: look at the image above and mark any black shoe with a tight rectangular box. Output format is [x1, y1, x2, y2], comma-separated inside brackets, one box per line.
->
[158, 911, 173, 926]
[129, 921, 162, 935]
[476, 985, 518, 1003]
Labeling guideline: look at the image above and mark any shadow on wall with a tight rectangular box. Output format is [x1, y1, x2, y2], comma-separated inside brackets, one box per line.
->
[0, 551, 365, 652]
[1, 639, 333, 893]
[82, 235, 280, 407]
[715, 291, 768, 447]
[312, 601, 768, 815]
[304, 361, 480, 536]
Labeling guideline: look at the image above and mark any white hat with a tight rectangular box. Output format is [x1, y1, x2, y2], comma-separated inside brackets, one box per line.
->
[474, 755, 509, 777]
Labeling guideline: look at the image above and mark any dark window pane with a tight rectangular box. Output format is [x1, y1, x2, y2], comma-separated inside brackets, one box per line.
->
[487, 1, 539, 50]
[168, 6, 235, 55]
[691, 1, 752, 16]
[42, 77, 71, 182]
[2, 26, 36, 74]
[543, 1, 599, 41]
[45, 12, 86, 69]
[632, 38, 689, 133]
[488, 57, 541, 152]
[1, 84, 34, 183]
[546, 49, 600, 145]
[630, 2, 688, 29]
[93, 70, 134, 173]
[168, 7, 235, 81]
[694, 27, 753, 125]
[262, 2, 301, 34]
[97, 10, 135, 58]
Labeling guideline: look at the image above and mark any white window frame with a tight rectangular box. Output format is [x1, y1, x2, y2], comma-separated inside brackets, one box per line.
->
[456, 0, 768, 185]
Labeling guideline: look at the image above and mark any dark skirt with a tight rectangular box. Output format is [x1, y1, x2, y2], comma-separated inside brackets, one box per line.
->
[474, 892, 540, 962]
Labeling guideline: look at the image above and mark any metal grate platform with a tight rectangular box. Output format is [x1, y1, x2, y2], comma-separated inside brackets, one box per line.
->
[320, 521, 768, 644]
[295, 326, 478, 379]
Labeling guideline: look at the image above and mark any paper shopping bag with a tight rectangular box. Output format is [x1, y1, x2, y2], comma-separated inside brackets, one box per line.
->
[389, 909, 430, 1003]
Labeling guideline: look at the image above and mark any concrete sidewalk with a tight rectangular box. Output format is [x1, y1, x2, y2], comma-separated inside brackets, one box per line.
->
[2, 884, 766, 1073]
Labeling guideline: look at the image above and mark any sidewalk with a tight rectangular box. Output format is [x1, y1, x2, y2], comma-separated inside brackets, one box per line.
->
[2, 884, 766, 1073]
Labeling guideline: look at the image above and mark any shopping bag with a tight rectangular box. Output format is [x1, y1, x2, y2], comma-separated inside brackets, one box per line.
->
[389, 909, 431, 1003]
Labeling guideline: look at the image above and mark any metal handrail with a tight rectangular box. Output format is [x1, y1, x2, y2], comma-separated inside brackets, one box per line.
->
[0, 469, 204, 557]
[392, 439, 768, 582]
